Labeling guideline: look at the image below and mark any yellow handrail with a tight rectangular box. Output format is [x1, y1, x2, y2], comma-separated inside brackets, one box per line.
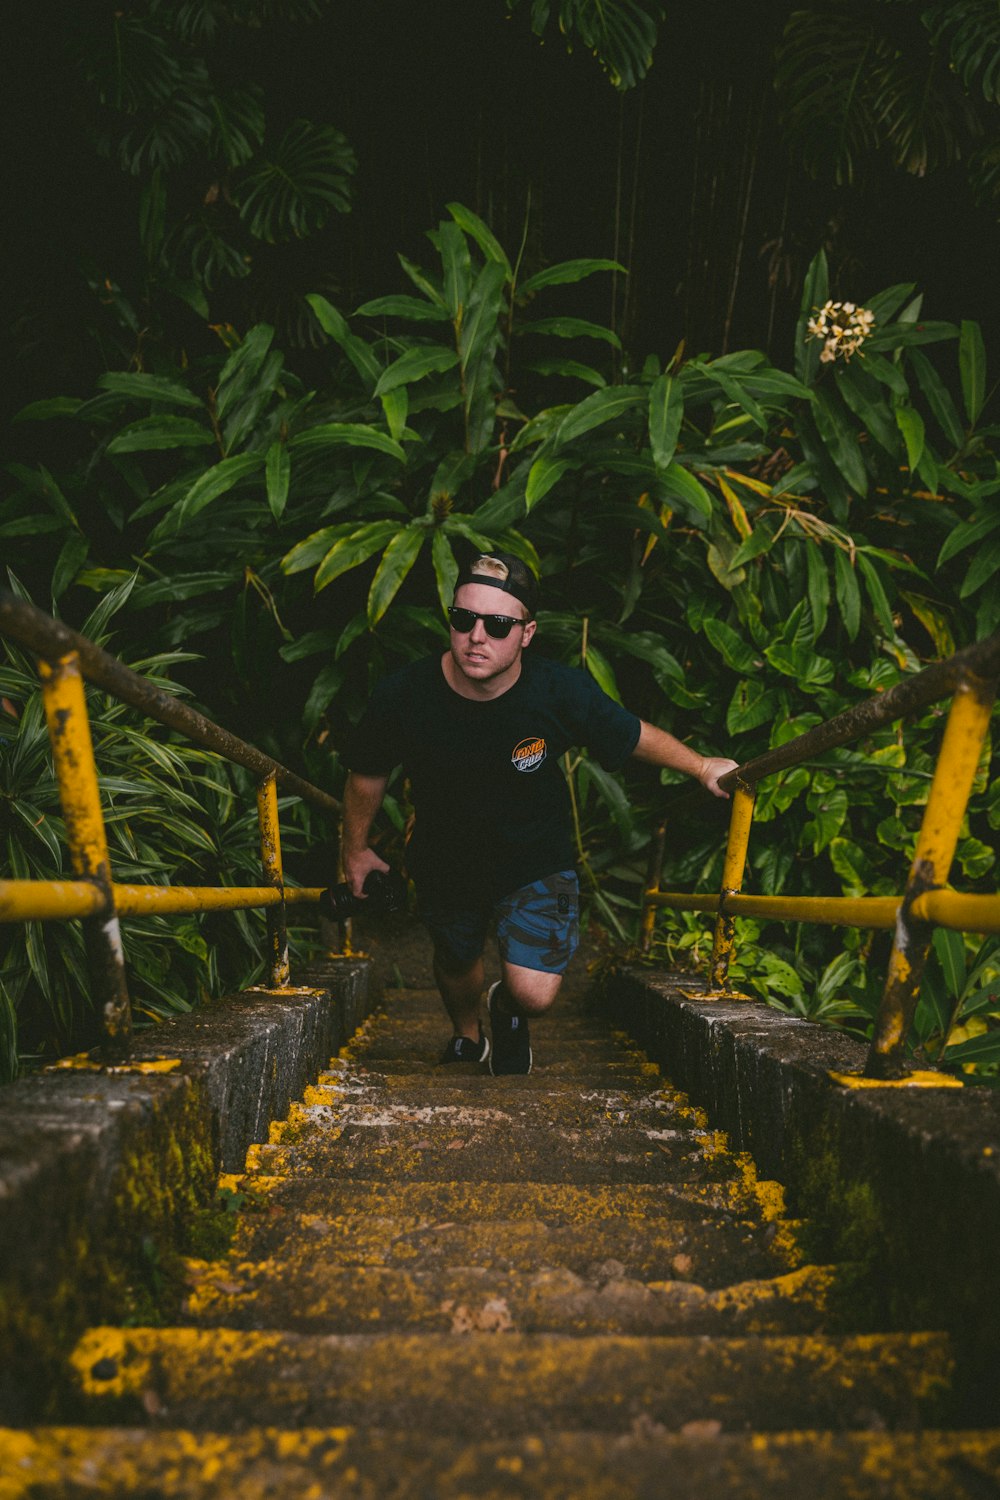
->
[642, 630, 1000, 1080]
[0, 587, 339, 1058]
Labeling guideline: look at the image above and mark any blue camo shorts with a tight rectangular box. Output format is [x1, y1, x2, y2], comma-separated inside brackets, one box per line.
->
[421, 870, 580, 975]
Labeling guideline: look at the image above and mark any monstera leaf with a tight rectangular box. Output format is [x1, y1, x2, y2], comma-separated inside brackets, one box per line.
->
[506, 0, 665, 89]
[776, 2, 985, 185]
[237, 120, 355, 241]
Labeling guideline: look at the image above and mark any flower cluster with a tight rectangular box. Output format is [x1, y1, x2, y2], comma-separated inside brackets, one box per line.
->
[806, 300, 876, 363]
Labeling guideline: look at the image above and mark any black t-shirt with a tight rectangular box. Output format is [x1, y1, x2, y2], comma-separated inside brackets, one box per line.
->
[346, 652, 642, 900]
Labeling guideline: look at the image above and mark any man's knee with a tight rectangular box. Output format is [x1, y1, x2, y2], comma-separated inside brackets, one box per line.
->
[501, 964, 563, 1015]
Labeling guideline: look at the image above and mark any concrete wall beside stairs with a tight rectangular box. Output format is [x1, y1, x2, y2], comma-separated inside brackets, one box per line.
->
[0, 956, 373, 1422]
[597, 966, 1000, 1415]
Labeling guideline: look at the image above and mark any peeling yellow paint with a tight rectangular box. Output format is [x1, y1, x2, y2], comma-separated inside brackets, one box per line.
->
[829, 1069, 963, 1090]
[45, 1054, 181, 1075]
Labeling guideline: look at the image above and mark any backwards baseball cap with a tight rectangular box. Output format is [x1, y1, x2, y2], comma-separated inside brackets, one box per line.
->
[454, 551, 539, 616]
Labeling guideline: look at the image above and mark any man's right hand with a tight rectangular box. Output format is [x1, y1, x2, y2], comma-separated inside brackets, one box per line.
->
[343, 846, 391, 898]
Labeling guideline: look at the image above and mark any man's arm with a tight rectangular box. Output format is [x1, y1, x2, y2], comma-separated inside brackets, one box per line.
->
[631, 721, 740, 799]
[342, 771, 391, 895]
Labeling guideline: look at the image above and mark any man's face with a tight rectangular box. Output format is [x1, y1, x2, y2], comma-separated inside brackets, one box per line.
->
[448, 581, 536, 686]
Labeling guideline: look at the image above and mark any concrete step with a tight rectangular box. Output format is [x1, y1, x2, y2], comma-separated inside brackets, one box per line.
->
[6, 1424, 1000, 1500]
[181, 1255, 837, 1337]
[68, 1327, 956, 1434]
[225, 1175, 797, 1234]
[319, 1061, 666, 1092]
[326, 1056, 665, 1081]
[289, 1083, 711, 1134]
[244, 1121, 741, 1184]
[220, 1207, 802, 1285]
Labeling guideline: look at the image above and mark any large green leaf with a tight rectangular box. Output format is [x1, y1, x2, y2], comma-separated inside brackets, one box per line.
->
[265, 442, 290, 520]
[288, 423, 405, 462]
[306, 295, 381, 387]
[314, 521, 401, 592]
[584, 645, 622, 703]
[937, 510, 1000, 567]
[355, 295, 449, 323]
[959, 534, 1000, 599]
[459, 260, 507, 450]
[436, 219, 473, 320]
[367, 525, 426, 625]
[176, 454, 262, 523]
[519, 258, 625, 297]
[281, 523, 357, 575]
[959, 319, 987, 425]
[812, 387, 868, 496]
[795, 249, 829, 385]
[13, 397, 84, 422]
[703, 617, 761, 673]
[865, 321, 959, 352]
[398, 255, 447, 307]
[857, 552, 895, 636]
[431, 528, 459, 614]
[215, 323, 276, 419]
[648, 373, 684, 470]
[374, 346, 459, 397]
[907, 348, 965, 448]
[835, 363, 900, 457]
[98, 372, 203, 409]
[517, 316, 621, 347]
[523, 358, 607, 387]
[804, 542, 830, 638]
[526, 454, 576, 508]
[655, 461, 713, 521]
[555, 384, 645, 445]
[446, 201, 512, 277]
[106, 416, 215, 453]
[894, 407, 926, 473]
[833, 548, 861, 640]
[702, 366, 767, 434]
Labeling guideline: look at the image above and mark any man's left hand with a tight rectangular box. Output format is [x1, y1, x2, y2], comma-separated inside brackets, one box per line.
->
[698, 757, 741, 799]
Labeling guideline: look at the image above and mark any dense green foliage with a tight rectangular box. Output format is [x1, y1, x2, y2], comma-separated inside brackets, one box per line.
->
[2, 194, 999, 1082]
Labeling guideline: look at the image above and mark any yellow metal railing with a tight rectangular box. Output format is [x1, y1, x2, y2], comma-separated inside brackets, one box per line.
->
[0, 587, 340, 1058]
[641, 631, 1000, 1081]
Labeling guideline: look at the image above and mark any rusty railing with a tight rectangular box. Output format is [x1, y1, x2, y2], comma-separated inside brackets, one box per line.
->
[0, 587, 341, 1059]
[641, 631, 1000, 1080]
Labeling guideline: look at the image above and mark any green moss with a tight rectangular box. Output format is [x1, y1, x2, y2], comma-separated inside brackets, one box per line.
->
[787, 1128, 887, 1333]
[0, 1080, 222, 1420]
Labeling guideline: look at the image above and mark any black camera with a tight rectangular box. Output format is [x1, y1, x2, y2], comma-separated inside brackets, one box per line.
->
[319, 867, 407, 921]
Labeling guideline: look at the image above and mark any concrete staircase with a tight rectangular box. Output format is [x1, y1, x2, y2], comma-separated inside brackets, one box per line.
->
[3, 980, 999, 1497]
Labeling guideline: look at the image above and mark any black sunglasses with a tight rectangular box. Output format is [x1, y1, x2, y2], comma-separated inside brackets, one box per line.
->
[447, 606, 527, 640]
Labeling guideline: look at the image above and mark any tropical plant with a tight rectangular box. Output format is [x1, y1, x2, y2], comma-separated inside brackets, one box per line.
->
[0, 573, 302, 1080]
[505, 0, 666, 89]
[3, 206, 998, 1078]
[776, 0, 1000, 215]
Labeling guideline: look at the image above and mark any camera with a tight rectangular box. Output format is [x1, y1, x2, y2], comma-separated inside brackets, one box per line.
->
[319, 867, 407, 921]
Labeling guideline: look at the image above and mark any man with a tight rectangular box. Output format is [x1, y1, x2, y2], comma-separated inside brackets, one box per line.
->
[343, 551, 738, 1075]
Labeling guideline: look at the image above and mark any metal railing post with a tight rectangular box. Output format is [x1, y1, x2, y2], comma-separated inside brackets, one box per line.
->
[257, 772, 290, 988]
[38, 651, 131, 1057]
[639, 820, 667, 954]
[866, 665, 998, 1078]
[709, 781, 756, 990]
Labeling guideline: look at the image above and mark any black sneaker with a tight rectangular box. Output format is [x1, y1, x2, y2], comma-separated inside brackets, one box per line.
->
[488, 981, 532, 1075]
[439, 1027, 490, 1065]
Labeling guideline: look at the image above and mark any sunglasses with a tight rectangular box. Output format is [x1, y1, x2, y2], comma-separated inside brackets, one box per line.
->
[447, 606, 527, 640]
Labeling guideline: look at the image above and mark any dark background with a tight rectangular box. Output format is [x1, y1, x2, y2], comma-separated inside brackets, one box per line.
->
[3, 0, 997, 417]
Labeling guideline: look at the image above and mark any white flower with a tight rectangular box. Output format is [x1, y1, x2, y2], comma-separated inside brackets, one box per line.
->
[805, 300, 875, 363]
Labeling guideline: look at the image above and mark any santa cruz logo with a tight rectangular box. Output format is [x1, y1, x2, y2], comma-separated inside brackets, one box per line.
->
[511, 736, 547, 773]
